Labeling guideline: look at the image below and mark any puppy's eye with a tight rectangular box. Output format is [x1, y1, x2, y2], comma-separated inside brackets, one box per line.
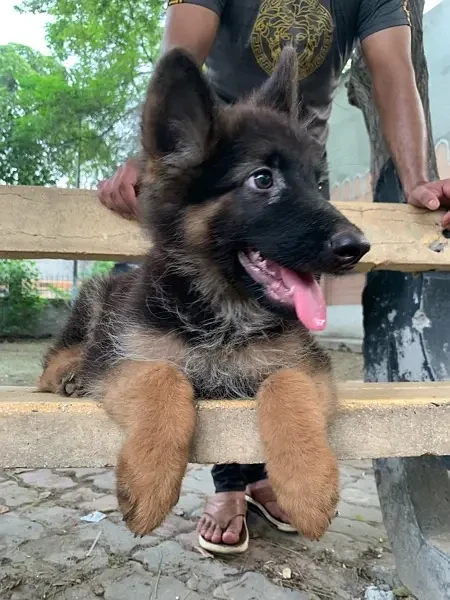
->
[248, 169, 273, 190]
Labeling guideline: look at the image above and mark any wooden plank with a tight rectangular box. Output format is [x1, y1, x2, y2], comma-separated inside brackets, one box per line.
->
[1, 184, 450, 271]
[0, 185, 148, 262]
[1, 382, 450, 468]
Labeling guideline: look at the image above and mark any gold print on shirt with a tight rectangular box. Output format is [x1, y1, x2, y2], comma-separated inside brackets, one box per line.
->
[251, 0, 333, 80]
[402, 0, 411, 26]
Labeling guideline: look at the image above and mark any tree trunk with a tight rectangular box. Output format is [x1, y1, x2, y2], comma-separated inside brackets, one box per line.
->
[347, 0, 448, 384]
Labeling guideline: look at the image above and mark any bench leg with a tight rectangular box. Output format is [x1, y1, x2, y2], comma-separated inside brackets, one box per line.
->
[374, 456, 450, 599]
[362, 160, 450, 597]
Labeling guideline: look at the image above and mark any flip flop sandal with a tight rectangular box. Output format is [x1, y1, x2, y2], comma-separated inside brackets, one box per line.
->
[245, 487, 297, 533]
[198, 496, 249, 555]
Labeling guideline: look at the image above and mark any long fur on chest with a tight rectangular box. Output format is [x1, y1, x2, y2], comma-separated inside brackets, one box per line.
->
[78, 268, 330, 400]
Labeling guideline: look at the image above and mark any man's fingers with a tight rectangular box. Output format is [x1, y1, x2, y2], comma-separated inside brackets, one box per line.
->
[96, 160, 140, 220]
[110, 188, 132, 218]
[98, 180, 113, 208]
[422, 190, 440, 210]
[97, 180, 106, 200]
[442, 179, 450, 205]
[427, 197, 440, 210]
[411, 187, 440, 210]
[119, 182, 138, 216]
[422, 179, 450, 208]
[133, 204, 142, 220]
[98, 178, 135, 218]
[442, 210, 450, 230]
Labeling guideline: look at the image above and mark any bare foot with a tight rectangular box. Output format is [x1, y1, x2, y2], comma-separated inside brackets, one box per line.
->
[197, 492, 247, 545]
[246, 479, 291, 524]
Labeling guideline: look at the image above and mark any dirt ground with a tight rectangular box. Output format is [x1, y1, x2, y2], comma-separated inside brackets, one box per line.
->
[0, 340, 364, 386]
[0, 340, 48, 386]
[2, 341, 416, 600]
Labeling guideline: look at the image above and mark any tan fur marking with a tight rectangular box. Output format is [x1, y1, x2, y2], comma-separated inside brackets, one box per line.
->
[102, 360, 196, 536]
[140, 157, 158, 186]
[257, 368, 339, 540]
[314, 371, 339, 421]
[246, 328, 326, 374]
[117, 329, 185, 365]
[38, 346, 83, 394]
[184, 197, 228, 248]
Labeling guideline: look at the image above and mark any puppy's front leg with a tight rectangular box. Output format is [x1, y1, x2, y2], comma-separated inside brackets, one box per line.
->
[257, 368, 339, 540]
[103, 361, 195, 536]
[38, 345, 84, 396]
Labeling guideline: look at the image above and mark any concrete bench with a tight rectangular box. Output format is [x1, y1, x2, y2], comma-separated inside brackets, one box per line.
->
[2, 382, 450, 468]
[2, 184, 450, 599]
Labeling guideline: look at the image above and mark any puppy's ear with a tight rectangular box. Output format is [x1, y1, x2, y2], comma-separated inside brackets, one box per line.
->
[141, 48, 217, 167]
[252, 46, 298, 121]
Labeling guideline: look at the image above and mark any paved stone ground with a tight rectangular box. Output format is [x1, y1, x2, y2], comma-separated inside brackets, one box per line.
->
[0, 462, 414, 600]
[0, 341, 415, 599]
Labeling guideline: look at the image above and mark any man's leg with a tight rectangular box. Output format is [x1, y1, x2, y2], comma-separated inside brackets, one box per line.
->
[211, 463, 246, 493]
[198, 463, 247, 545]
[240, 463, 267, 485]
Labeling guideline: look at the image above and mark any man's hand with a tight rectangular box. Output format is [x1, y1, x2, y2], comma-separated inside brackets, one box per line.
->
[98, 158, 140, 220]
[406, 179, 450, 228]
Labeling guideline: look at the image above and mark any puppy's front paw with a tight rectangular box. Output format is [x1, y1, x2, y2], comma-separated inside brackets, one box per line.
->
[59, 372, 84, 397]
[274, 447, 339, 541]
[116, 437, 183, 537]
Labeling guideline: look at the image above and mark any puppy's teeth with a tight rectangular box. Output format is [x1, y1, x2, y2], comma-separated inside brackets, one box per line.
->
[272, 281, 282, 291]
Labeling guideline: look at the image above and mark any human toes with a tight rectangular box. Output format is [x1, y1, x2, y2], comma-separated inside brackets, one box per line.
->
[221, 516, 244, 545]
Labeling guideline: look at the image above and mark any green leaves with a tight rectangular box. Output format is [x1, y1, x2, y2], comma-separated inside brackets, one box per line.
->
[0, 259, 45, 337]
[19, 0, 165, 111]
[0, 43, 116, 186]
[21, 0, 164, 63]
[1, 44, 63, 185]
[2, 0, 165, 187]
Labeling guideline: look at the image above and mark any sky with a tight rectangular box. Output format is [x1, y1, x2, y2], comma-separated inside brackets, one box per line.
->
[0, 0, 446, 55]
[0, 0, 50, 53]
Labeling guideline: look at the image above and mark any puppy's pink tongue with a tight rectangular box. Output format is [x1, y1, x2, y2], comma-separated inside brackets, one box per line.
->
[280, 269, 327, 331]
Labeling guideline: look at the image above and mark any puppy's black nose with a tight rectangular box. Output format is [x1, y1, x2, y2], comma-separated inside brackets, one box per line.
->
[328, 230, 370, 265]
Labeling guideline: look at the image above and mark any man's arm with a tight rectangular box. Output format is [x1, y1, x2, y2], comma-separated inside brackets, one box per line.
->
[361, 25, 450, 226]
[162, 3, 219, 64]
[361, 26, 427, 199]
[98, 3, 220, 218]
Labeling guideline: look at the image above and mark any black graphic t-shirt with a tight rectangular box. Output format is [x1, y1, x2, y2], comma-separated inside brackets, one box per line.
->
[167, 0, 410, 145]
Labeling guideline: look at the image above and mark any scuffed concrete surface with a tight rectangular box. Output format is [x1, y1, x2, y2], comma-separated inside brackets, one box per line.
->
[0, 462, 416, 599]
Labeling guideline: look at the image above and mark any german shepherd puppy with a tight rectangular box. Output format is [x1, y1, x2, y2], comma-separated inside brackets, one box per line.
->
[39, 47, 370, 541]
